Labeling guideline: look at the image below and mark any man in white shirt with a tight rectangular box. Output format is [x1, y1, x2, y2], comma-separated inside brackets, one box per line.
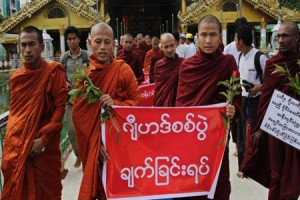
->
[176, 33, 186, 58]
[235, 25, 267, 178]
[184, 33, 197, 58]
[224, 17, 249, 65]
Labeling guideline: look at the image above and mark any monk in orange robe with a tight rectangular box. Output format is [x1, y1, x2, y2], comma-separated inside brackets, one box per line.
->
[72, 23, 142, 200]
[154, 33, 184, 106]
[143, 36, 163, 73]
[176, 15, 241, 200]
[116, 33, 144, 85]
[1, 26, 68, 200]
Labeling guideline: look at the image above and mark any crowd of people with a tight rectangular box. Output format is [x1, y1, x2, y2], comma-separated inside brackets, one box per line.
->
[1, 13, 299, 200]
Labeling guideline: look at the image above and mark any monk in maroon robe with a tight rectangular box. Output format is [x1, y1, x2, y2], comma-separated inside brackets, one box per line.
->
[117, 33, 144, 85]
[149, 53, 164, 83]
[176, 15, 241, 200]
[242, 22, 300, 200]
[154, 33, 184, 107]
[135, 33, 150, 63]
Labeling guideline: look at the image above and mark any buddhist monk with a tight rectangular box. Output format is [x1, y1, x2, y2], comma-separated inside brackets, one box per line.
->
[116, 35, 124, 57]
[176, 15, 241, 200]
[243, 21, 300, 200]
[72, 23, 142, 200]
[135, 33, 150, 63]
[143, 36, 163, 73]
[1, 26, 68, 200]
[116, 33, 144, 85]
[153, 33, 184, 106]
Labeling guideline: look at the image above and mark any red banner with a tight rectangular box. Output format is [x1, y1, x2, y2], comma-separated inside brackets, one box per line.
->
[138, 83, 155, 107]
[140, 73, 150, 86]
[102, 104, 227, 199]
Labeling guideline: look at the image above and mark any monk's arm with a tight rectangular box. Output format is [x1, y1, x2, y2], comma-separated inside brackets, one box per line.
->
[40, 67, 68, 146]
[113, 65, 142, 106]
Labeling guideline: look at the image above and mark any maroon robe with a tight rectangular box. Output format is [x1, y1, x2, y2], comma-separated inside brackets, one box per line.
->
[135, 41, 150, 63]
[117, 49, 144, 85]
[149, 53, 164, 83]
[176, 49, 241, 200]
[116, 45, 123, 57]
[242, 51, 300, 199]
[154, 54, 183, 106]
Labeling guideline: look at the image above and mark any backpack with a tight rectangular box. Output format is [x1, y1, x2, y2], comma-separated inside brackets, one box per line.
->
[61, 49, 90, 67]
[238, 51, 264, 83]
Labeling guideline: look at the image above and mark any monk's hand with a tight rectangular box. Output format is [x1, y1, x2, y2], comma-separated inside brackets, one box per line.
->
[252, 130, 263, 147]
[249, 84, 261, 97]
[226, 103, 235, 119]
[100, 144, 110, 163]
[30, 138, 45, 158]
[100, 94, 114, 108]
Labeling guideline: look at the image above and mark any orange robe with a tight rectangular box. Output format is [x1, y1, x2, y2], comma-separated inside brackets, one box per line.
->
[143, 48, 163, 73]
[1, 59, 68, 200]
[72, 56, 142, 200]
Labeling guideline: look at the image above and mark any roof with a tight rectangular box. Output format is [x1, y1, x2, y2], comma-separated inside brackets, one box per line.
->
[0, 0, 110, 34]
[178, 0, 300, 27]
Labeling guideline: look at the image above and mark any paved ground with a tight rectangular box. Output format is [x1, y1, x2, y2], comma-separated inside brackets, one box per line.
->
[62, 141, 270, 200]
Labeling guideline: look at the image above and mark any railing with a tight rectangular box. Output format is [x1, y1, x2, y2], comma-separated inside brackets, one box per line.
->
[0, 111, 9, 192]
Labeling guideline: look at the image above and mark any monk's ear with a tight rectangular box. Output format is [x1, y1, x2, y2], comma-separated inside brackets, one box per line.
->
[88, 38, 92, 46]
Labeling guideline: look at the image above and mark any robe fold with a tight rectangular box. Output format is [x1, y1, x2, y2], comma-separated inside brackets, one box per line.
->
[116, 49, 144, 84]
[154, 54, 184, 107]
[72, 56, 142, 200]
[143, 48, 163, 73]
[135, 41, 150, 63]
[176, 50, 241, 200]
[242, 52, 300, 199]
[149, 54, 164, 83]
[1, 59, 68, 200]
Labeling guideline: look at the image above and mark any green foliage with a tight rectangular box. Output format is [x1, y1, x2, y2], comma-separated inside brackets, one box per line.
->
[68, 64, 120, 142]
[273, 60, 300, 97]
[218, 72, 241, 104]
[278, 0, 300, 10]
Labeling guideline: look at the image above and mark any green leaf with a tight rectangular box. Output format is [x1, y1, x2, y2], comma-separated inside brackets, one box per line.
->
[101, 115, 110, 124]
[68, 88, 82, 96]
[232, 91, 241, 97]
[219, 91, 229, 99]
[88, 98, 99, 104]
[295, 73, 299, 85]
[218, 81, 231, 88]
[273, 64, 286, 74]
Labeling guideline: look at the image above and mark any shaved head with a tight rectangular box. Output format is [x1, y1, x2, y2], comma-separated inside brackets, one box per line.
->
[152, 36, 159, 43]
[198, 14, 221, 33]
[88, 22, 115, 65]
[278, 21, 300, 53]
[123, 33, 133, 39]
[90, 22, 114, 39]
[160, 33, 176, 58]
[152, 36, 160, 50]
[160, 33, 174, 42]
[281, 21, 299, 35]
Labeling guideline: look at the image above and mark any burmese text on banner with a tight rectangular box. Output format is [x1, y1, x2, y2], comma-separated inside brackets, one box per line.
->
[139, 83, 155, 106]
[102, 104, 227, 199]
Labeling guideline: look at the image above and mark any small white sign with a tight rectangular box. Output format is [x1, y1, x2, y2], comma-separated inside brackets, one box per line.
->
[261, 90, 300, 150]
